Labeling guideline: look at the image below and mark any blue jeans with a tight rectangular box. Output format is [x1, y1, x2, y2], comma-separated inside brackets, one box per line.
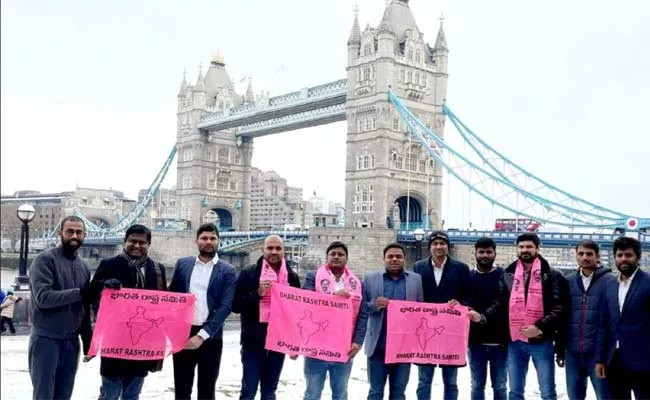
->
[367, 348, 411, 400]
[240, 349, 285, 400]
[303, 357, 352, 400]
[98, 376, 146, 400]
[565, 351, 609, 400]
[507, 340, 556, 400]
[468, 344, 508, 400]
[416, 364, 458, 400]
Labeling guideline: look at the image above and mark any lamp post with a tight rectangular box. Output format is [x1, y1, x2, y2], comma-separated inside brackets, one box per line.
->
[413, 228, 426, 261]
[15, 204, 36, 289]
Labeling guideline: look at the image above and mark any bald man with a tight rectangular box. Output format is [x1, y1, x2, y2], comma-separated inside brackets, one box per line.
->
[233, 235, 301, 400]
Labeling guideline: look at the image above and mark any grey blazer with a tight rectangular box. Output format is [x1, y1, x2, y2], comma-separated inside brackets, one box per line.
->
[362, 270, 424, 357]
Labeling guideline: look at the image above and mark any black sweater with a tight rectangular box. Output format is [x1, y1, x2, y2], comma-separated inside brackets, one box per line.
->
[468, 268, 509, 345]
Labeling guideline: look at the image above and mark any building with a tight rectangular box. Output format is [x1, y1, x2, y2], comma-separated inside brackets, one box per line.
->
[307, 194, 345, 228]
[1, 192, 65, 251]
[175, 55, 255, 231]
[344, 0, 446, 230]
[250, 168, 307, 229]
[60, 187, 135, 228]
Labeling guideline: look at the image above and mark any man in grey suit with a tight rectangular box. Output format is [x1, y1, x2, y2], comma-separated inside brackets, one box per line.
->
[363, 243, 424, 400]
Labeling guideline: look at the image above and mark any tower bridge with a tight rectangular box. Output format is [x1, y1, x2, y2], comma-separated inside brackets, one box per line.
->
[32, 0, 648, 271]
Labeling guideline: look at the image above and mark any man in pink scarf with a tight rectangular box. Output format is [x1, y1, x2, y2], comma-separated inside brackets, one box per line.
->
[301, 241, 368, 400]
[232, 235, 301, 400]
[470, 233, 568, 400]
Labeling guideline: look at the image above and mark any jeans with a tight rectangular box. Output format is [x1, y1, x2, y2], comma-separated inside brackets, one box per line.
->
[468, 344, 508, 400]
[28, 335, 81, 400]
[507, 340, 556, 400]
[240, 349, 286, 400]
[367, 348, 411, 400]
[303, 357, 353, 400]
[98, 376, 145, 400]
[564, 351, 609, 400]
[416, 365, 458, 400]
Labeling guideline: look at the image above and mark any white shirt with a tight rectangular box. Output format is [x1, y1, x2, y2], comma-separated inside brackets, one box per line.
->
[616, 268, 638, 348]
[189, 255, 219, 340]
[330, 270, 346, 292]
[580, 270, 594, 292]
[431, 257, 447, 285]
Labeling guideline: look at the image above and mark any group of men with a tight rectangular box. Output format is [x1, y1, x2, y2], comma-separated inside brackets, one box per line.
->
[26, 215, 649, 400]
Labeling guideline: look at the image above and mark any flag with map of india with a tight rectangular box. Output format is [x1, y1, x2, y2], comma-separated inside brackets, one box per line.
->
[88, 288, 195, 360]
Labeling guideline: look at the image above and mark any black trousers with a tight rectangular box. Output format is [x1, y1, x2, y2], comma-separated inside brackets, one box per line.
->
[1, 316, 15, 333]
[172, 325, 223, 400]
[608, 350, 650, 400]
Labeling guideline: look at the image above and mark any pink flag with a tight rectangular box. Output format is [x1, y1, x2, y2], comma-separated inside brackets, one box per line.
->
[88, 288, 195, 360]
[385, 300, 470, 366]
[265, 285, 354, 362]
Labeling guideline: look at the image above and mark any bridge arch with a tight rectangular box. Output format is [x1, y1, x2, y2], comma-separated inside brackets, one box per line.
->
[210, 207, 233, 231]
[394, 193, 424, 229]
[87, 216, 112, 229]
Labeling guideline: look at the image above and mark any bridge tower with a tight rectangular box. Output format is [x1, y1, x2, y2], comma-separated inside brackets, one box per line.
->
[175, 55, 253, 231]
[344, 0, 447, 230]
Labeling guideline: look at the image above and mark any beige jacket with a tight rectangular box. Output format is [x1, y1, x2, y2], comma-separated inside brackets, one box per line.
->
[1, 295, 19, 318]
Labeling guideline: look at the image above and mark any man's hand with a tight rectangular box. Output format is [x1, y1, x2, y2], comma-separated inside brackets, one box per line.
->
[103, 279, 122, 290]
[468, 310, 482, 323]
[520, 325, 543, 339]
[448, 299, 459, 308]
[595, 363, 606, 379]
[184, 335, 205, 350]
[333, 290, 351, 299]
[82, 355, 95, 363]
[258, 280, 272, 297]
[556, 355, 565, 368]
[348, 343, 361, 358]
[289, 354, 299, 360]
[375, 297, 389, 310]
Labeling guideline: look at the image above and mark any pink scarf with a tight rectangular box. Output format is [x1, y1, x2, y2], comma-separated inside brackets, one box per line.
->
[509, 258, 544, 342]
[259, 258, 289, 323]
[314, 264, 363, 326]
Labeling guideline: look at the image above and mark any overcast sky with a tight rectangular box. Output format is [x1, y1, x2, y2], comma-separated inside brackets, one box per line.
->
[1, 0, 648, 229]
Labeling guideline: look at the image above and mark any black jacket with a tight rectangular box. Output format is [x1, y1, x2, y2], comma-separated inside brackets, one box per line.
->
[468, 267, 510, 345]
[485, 256, 568, 343]
[232, 256, 300, 350]
[90, 255, 167, 378]
[412, 256, 472, 305]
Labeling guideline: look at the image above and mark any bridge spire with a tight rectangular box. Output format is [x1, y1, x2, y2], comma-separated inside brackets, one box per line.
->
[177, 68, 188, 97]
[195, 62, 205, 91]
[434, 13, 448, 51]
[347, 4, 361, 45]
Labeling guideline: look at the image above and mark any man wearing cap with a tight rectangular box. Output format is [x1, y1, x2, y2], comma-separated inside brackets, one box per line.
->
[413, 231, 472, 400]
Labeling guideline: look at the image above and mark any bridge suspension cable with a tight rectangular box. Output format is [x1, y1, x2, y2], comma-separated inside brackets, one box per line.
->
[442, 105, 629, 222]
[388, 89, 644, 229]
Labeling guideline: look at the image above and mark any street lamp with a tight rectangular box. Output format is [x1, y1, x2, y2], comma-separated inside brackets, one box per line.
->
[16, 204, 36, 289]
[413, 228, 426, 260]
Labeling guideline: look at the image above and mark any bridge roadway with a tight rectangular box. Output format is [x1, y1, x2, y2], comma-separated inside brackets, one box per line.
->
[31, 229, 650, 251]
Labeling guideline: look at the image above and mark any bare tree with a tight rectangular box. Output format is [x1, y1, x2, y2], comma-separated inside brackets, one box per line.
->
[1, 206, 22, 252]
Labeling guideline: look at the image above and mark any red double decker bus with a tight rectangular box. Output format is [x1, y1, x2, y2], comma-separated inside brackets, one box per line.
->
[494, 218, 541, 232]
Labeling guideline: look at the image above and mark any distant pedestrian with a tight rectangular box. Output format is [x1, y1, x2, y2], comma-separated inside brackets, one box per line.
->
[1, 287, 21, 335]
[28, 215, 104, 400]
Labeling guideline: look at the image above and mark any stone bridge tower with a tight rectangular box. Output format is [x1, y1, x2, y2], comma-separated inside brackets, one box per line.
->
[344, 0, 448, 230]
[175, 55, 254, 231]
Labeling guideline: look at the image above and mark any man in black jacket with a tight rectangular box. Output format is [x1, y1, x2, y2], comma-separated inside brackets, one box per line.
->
[232, 235, 300, 400]
[89, 224, 167, 400]
[466, 237, 509, 400]
[476, 233, 568, 400]
[412, 231, 472, 400]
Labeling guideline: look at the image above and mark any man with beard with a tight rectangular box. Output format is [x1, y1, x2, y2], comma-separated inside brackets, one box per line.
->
[87, 224, 167, 399]
[233, 234, 300, 400]
[28, 216, 97, 400]
[555, 240, 613, 400]
[413, 231, 471, 400]
[301, 241, 368, 400]
[168, 223, 237, 400]
[466, 238, 509, 400]
[478, 233, 567, 400]
[595, 237, 650, 399]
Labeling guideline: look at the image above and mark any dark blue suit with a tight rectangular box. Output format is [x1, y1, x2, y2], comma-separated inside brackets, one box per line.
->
[168, 256, 237, 400]
[596, 268, 650, 399]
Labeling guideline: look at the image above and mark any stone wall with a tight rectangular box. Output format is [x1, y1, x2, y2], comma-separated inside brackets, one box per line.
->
[301, 227, 397, 275]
